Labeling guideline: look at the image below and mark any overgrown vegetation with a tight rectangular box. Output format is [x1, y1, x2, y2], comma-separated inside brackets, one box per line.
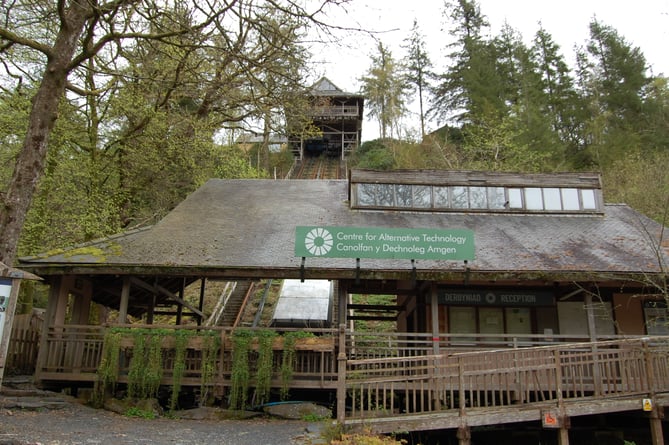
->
[199, 331, 221, 406]
[93, 329, 123, 407]
[229, 329, 253, 410]
[127, 330, 164, 400]
[169, 330, 190, 410]
[280, 331, 316, 400]
[94, 327, 315, 412]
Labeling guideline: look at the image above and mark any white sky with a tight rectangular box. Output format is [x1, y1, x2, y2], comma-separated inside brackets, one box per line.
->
[313, 0, 669, 141]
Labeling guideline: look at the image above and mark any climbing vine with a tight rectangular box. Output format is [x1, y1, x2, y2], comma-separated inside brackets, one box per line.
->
[93, 329, 122, 407]
[93, 327, 319, 410]
[280, 331, 315, 400]
[229, 329, 253, 410]
[199, 331, 220, 406]
[127, 329, 164, 400]
[254, 329, 277, 406]
[169, 330, 191, 410]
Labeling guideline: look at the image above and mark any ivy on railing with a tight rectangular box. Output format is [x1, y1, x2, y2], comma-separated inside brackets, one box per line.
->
[229, 329, 253, 410]
[254, 329, 277, 406]
[169, 330, 190, 410]
[280, 331, 315, 400]
[127, 329, 164, 399]
[93, 326, 324, 411]
[93, 329, 122, 407]
[199, 331, 220, 406]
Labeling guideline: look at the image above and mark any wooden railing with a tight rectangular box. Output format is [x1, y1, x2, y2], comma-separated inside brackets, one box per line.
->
[36, 325, 339, 389]
[344, 335, 669, 421]
[6, 312, 43, 374]
[36, 325, 669, 426]
[310, 105, 359, 117]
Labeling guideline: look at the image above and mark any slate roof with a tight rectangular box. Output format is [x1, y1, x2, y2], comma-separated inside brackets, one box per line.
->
[309, 76, 362, 98]
[18, 177, 669, 283]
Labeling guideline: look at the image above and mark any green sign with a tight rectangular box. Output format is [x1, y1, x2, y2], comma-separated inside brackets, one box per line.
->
[295, 226, 474, 260]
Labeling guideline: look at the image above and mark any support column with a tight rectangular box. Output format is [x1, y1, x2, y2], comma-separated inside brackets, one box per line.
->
[336, 281, 348, 424]
[456, 425, 471, 445]
[584, 293, 602, 395]
[558, 425, 570, 445]
[649, 406, 664, 445]
[430, 284, 440, 355]
[336, 323, 347, 424]
[69, 277, 92, 325]
[35, 277, 62, 383]
[118, 277, 130, 323]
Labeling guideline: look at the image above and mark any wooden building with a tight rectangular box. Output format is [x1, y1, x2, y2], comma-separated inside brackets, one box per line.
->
[16, 169, 669, 445]
[288, 77, 364, 160]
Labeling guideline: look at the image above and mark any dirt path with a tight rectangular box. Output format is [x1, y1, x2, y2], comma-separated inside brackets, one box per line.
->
[0, 394, 325, 445]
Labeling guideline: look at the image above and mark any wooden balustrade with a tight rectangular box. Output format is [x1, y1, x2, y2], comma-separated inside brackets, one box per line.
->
[344, 336, 669, 422]
[35, 325, 669, 429]
[36, 325, 339, 389]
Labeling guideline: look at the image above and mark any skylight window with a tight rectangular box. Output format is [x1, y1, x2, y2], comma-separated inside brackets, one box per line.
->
[349, 170, 603, 214]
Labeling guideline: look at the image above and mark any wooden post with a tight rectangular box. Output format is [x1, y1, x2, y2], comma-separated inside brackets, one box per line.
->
[558, 426, 570, 445]
[35, 276, 61, 383]
[430, 284, 440, 355]
[118, 277, 130, 323]
[649, 406, 664, 445]
[584, 293, 602, 395]
[0, 275, 23, 387]
[456, 425, 471, 445]
[336, 323, 347, 424]
[642, 339, 665, 445]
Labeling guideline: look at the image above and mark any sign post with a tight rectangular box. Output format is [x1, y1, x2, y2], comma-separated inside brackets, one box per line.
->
[0, 263, 40, 388]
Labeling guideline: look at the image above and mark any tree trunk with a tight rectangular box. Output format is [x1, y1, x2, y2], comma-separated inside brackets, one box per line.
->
[0, 2, 91, 265]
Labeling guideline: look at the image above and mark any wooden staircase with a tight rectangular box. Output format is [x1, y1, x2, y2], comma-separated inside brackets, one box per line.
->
[205, 280, 256, 327]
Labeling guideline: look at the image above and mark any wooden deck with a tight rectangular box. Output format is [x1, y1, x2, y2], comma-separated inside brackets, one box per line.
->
[33, 326, 669, 434]
[342, 334, 669, 433]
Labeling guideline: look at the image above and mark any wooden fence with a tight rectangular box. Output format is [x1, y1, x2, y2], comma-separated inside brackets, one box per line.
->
[5, 312, 42, 374]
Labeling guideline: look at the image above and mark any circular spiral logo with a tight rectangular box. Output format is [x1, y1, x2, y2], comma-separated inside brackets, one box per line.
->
[304, 227, 333, 256]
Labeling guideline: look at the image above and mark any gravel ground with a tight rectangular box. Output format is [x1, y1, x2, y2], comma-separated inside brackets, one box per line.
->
[0, 397, 326, 445]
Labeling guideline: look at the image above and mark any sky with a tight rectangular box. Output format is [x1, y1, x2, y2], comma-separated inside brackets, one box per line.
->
[312, 0, 669, 141]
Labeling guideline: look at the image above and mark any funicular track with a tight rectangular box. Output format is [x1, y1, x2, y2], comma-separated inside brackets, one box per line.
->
[291, 156, 343, 179]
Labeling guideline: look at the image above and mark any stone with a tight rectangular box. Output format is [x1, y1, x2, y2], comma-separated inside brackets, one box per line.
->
[263, 402, 332, 420]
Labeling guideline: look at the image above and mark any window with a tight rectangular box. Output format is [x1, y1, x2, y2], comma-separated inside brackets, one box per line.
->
[353, 183, 601, 213]
[561, 188, 580, 210]
[525, 188, 543, 210]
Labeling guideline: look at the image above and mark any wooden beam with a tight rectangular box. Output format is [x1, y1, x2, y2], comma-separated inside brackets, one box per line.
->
[129, 277, 204, 318]
[348, 315, 397, 321]
[119, 276, 130, 323]
[347, 304, 404, 311]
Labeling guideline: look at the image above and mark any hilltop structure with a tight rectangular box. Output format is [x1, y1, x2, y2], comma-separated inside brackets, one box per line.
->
[288, 77, 364, 160]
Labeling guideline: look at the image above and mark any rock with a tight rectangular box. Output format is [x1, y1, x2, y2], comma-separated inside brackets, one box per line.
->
[103, 397, 163, 417]
[263, 402, 332, 420]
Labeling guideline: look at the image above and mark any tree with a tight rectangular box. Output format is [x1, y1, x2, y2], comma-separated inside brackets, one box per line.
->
[531, 26, 584, 165]
[359, 42, 409, 139]
[574, 19, 651, 168]
[402, 20, 434, 139]
[431, 0, 496, 125]
[0, 0, 346, 265]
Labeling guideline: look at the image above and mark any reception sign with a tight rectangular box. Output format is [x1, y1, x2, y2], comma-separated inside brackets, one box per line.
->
[439, 288, 555, 307]
[295, 226, 474, 260]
